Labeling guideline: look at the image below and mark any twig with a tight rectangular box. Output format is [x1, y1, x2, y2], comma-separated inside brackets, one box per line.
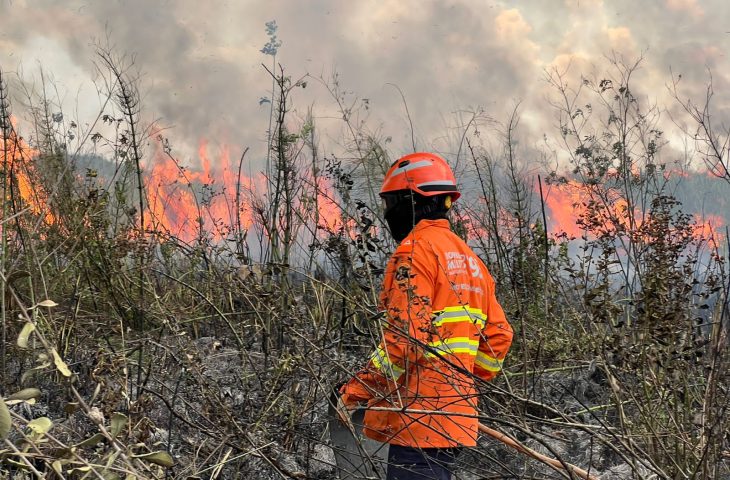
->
[4, 438, 46, 478]
[478, 423, 600, 480]
[503, 363, 590, 378]
[361, 406, 598, 478]
[386, 83, 416, 152]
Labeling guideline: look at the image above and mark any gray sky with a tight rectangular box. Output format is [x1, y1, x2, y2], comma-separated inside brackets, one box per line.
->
[1, 0, 729, 170]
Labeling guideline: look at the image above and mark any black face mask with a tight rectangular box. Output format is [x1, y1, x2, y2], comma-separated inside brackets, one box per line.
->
[384, 197, 417, 242]
[382, 192, 449, 242]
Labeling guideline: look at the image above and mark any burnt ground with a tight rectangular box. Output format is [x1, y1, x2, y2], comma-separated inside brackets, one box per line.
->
[4, 334, 728, 480]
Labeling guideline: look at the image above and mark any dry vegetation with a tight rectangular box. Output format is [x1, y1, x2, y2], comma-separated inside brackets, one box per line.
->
[0, 50, 728, 479]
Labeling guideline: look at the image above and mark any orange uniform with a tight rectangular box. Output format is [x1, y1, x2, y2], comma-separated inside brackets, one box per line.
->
[342, 218, 513, 448]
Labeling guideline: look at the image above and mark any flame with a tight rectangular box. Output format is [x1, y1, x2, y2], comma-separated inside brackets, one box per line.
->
[144, 139, 350, 244]
[454, 199, 523, 245]
[314, 177, 351, 232]
[545, 180, 640, 239]
[544, 179, 725, 243]
[692, 214, 725, 245]
[544, 181, 590, 238]
[145, 139, 267, 242]
[461, 206, 491, 241]
[2, 120, 724, 254]
[0, 118, 53, 223]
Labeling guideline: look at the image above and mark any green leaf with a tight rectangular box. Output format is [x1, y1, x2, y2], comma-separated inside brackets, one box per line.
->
[27, 417, 53, 435]
[17, 322, 35, 349]
[52, 349, 72, 377]
[0, 397, 11, 440]
[134, 451, 174, 467]
[8, 388, 41, 402]
[68, 466, 92, 475]
[110, 412, 127, 438]
[74, 433, 105, 449]
[5, 398, 36, 407]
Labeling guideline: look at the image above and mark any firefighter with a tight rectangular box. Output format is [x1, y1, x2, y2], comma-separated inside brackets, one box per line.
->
[340, 152, 514, 480]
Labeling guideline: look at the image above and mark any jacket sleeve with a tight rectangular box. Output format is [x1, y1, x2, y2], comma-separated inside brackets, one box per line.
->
[473, 271, 513, 382]
[341, 249, 434, 403]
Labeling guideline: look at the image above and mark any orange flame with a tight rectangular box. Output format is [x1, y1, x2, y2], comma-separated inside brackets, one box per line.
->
[144, 139, 349, 244]
[1, 118, 53, 223]
[314, 177, 351, 232]
[145, 140, 268, 242]
[544, 181, 589, 239]
[692, 214, 725, 245]
[544, 179, 725, 243]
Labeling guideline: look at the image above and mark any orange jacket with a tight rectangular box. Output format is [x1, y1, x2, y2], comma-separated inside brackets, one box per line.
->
[342, 219, 513, 448]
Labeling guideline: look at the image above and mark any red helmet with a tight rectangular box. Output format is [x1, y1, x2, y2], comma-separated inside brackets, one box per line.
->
[380, 152, 460, 201]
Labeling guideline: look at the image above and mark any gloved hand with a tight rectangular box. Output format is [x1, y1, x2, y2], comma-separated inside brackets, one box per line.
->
[334, 393, 356, 430]
[339, 392, 362, 409]
[339, 378, 371, 404]
[337, 380, 370, 428]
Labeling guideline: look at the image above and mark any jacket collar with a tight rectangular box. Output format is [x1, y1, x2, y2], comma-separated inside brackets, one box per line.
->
[410, 218, 450, 236]
[414, 218, 449, 231]
[396, 219, 449, 247]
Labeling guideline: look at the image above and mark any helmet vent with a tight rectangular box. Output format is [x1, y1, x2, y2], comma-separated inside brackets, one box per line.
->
[398, 160, 410, 168]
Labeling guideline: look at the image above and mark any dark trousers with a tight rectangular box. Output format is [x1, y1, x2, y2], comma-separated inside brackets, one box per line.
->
[386, 445, 460, 480]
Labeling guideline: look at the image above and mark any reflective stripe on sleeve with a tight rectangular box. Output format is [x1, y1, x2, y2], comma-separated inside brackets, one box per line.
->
[431, 305, 486, 329]
[475, 351, 504, 372]
[370, 346, 405, 380]
[424, 337, 479, 358]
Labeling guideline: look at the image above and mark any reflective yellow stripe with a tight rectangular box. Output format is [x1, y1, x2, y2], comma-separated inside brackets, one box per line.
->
[370, 346, 405, 380]
[475, 351, 503, 372]
[425, 337, 479, 358]
[432, 305, 486, 329]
